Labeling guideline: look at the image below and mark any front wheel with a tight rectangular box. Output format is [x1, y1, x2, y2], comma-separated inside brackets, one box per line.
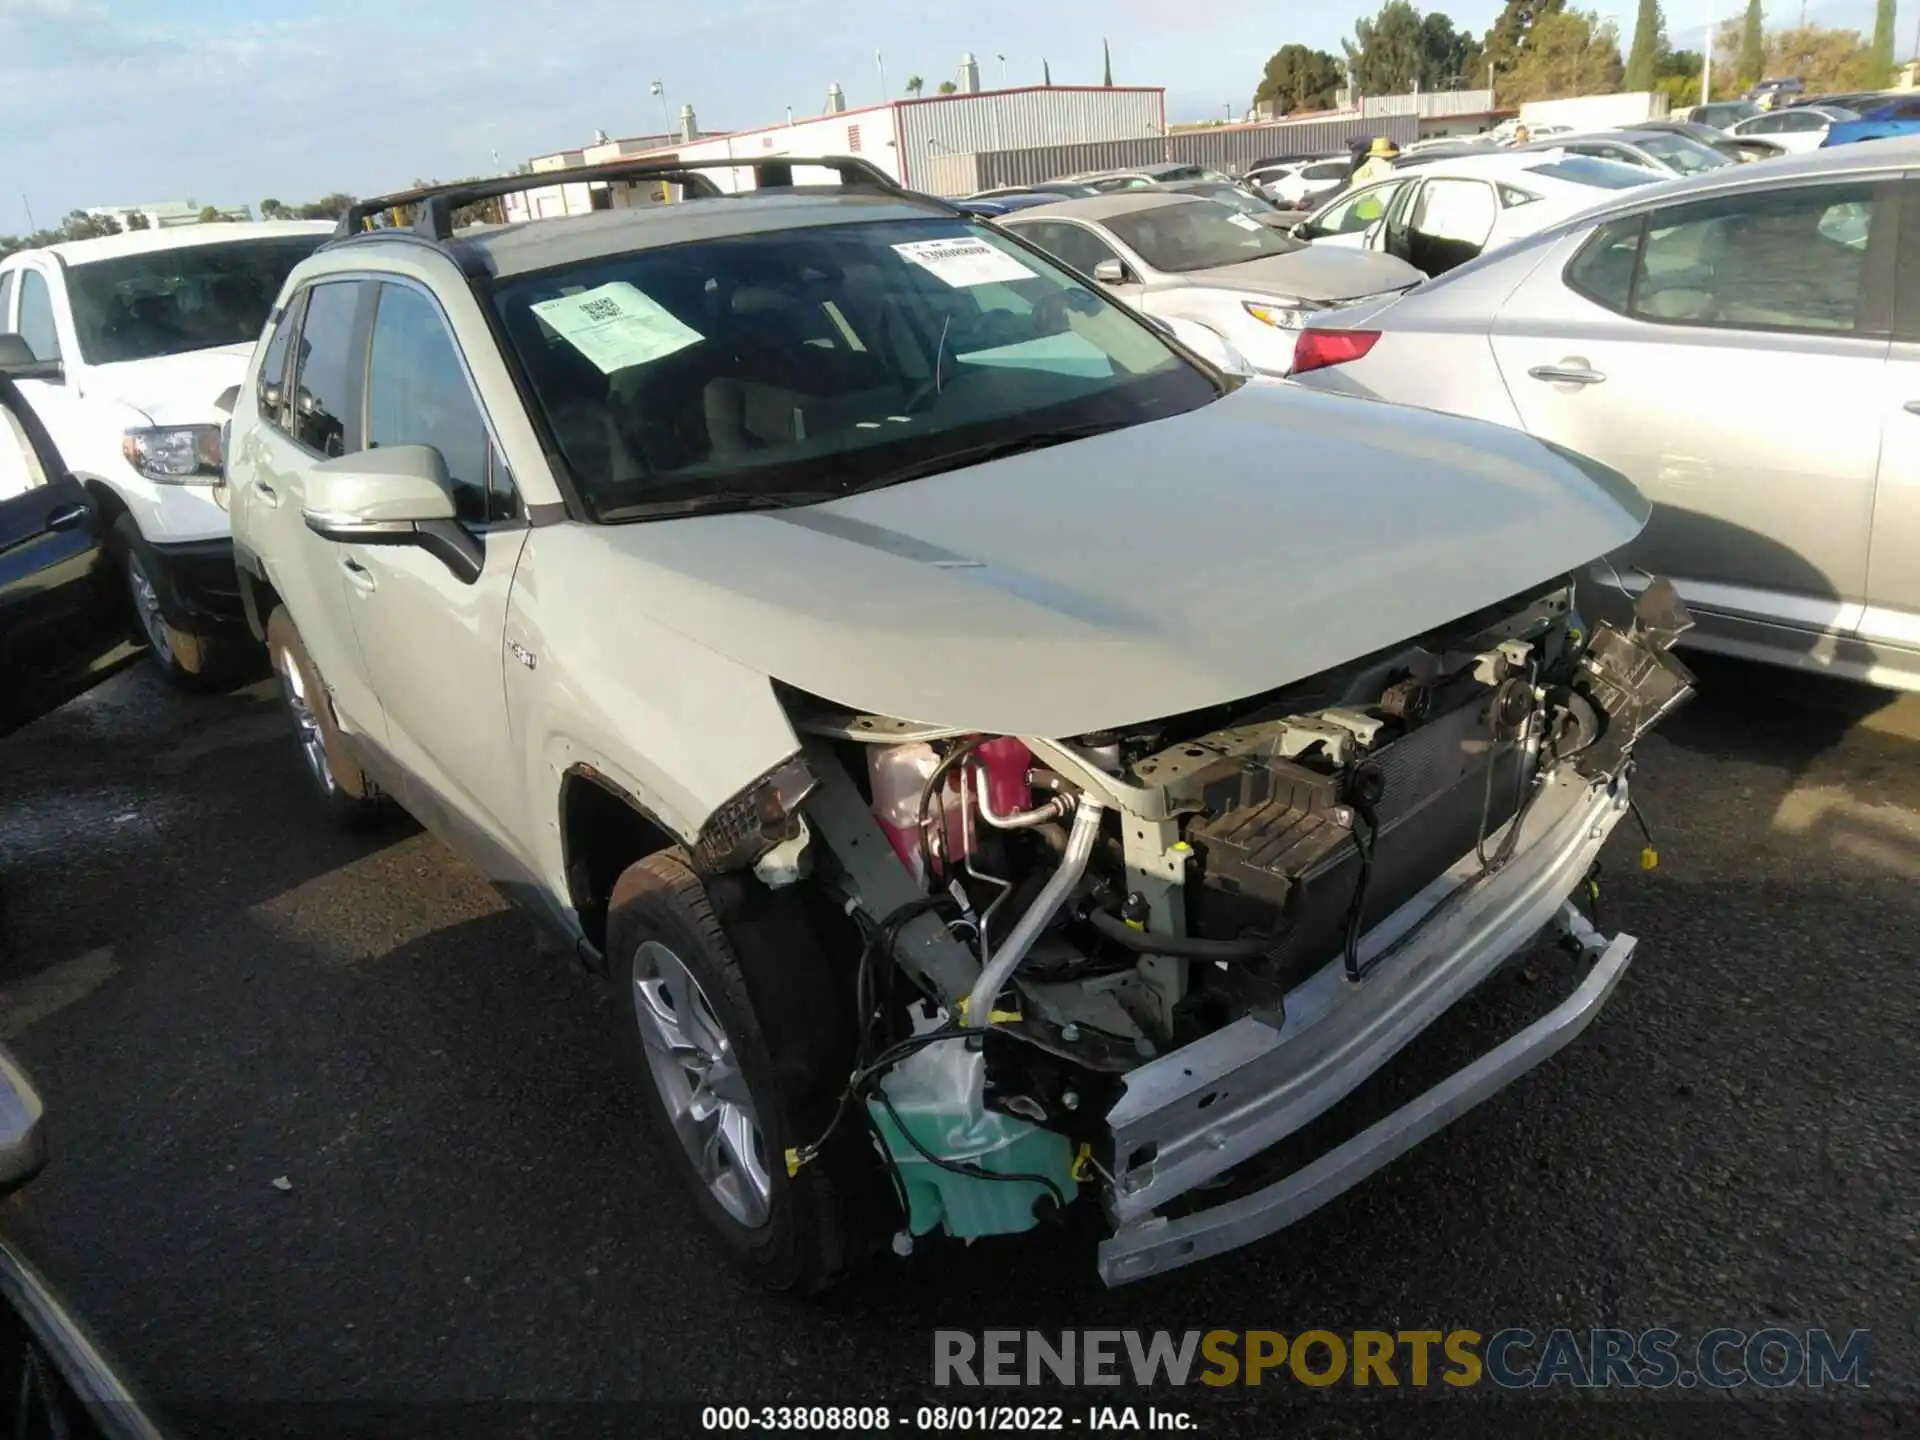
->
[113, 516, 242, 691]
[607, 851, 888, 1293]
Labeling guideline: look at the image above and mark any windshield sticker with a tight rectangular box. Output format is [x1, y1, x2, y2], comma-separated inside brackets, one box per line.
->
[1226, 212, 1264, 231]
[529, 282, 703, 374]
[892, 237, 1035, 287]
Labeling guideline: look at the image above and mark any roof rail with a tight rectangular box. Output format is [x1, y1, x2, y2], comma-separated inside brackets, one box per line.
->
[335, 155, 911, 241]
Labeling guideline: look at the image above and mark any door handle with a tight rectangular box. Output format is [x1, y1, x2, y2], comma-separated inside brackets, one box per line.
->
[1903, 401, 1920, 415]
[44, 503, 89, 533]
[254, 480, 280, 508]
[1529, 361, 1607, 386]
[340, 556, 376, 594]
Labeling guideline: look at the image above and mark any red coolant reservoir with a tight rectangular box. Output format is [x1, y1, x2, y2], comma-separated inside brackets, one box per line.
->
[973, 737, 1033, 820]
[868, 738, 1033, 888]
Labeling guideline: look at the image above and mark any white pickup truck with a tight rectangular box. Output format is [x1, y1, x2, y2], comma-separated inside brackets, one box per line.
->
[0, 221, 332, 684]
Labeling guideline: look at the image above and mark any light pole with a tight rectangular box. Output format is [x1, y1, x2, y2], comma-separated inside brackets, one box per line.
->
[1700, 3, 1713, 106]
[876, 50, 888, 99]
[997, 54, 1007, 87]
[650, 79, 671, 139]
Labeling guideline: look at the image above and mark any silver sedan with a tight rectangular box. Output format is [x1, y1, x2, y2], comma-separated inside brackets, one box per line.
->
[1288, 139, 1920, 691]
[1000, 192, 1423, 376]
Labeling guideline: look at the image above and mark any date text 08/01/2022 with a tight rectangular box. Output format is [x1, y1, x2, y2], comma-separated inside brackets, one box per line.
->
[700, 1405, 1195, 1431]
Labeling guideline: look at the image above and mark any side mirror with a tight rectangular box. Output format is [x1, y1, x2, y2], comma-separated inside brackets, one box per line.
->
[1092, 258, 1129, 285]
[0, 1045, 48, 1199]
[302, 445, 482, 585]
[0, 332, 63, 384]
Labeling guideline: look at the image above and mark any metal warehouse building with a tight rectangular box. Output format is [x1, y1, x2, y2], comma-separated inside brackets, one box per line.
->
[506, 80, 1166, 218]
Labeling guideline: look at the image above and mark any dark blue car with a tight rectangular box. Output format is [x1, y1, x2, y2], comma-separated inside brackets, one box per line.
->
[1823, 94, 1920, 146]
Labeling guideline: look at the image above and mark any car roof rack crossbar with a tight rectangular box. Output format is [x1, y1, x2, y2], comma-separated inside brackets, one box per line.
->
[336, 155, 910, 240]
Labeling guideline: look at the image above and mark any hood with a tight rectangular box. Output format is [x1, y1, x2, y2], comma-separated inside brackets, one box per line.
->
[589, 382, 1648, 738]
[1173, 246, 1425, 303]
[82, 342, 253, 427]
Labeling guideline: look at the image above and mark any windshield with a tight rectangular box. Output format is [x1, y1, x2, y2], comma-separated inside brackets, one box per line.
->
[1633, 131, 1733, 174]
[66, 235, 326, 365]
[489, 217, 1217, 522]
[1105, 201, 1302, 271]
[1524, 157, 1662, 191]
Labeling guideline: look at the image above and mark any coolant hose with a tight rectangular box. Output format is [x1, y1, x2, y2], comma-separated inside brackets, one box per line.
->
[1085, 905, 1270, 963]
[964, 799, 1105, 1027]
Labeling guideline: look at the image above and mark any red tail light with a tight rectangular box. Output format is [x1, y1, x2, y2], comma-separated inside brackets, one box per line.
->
[1291, 328, 1381, 376]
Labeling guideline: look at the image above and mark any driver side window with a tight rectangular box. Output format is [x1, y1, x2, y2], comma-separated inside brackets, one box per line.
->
[366, 282, 506, 526]
[1014, 222, 1122, 279]
[1315, 181, 1403, 235]
[0, 404, 48, 501]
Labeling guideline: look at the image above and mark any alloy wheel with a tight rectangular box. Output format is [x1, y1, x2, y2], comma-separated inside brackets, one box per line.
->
[274, 646, 338, 796]
[125, 553, 173, 665]
[630, 939, 774, 1229]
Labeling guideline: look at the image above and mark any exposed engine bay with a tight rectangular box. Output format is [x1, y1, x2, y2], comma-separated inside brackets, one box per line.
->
[768, 576, 1693, 1265]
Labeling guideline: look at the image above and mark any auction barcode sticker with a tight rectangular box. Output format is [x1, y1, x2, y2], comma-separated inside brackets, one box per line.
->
[892, 237, 1035, 287]
[530, 282, 703, 374]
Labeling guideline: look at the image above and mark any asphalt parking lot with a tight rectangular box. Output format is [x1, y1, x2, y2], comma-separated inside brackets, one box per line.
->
[1, 652, 1916, 1437]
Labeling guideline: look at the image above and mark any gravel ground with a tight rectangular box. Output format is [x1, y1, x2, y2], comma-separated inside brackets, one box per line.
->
[0, 653, 1914, 1438]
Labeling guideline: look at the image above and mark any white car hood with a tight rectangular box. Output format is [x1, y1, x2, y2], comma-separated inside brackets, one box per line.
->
[1172, 247, 1424, 302]
[83, 342, 253, 427]
[593, 381, 1648, 738]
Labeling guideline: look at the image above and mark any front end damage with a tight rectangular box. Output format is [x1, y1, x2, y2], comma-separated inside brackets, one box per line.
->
[773, 577, 1693, 1283]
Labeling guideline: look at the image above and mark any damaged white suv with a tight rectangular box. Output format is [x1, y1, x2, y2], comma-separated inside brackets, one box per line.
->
[227, 159, 1693, 1291]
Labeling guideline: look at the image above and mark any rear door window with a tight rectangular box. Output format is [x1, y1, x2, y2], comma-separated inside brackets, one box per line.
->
[288, 280, 368, 457]
[0, 272, 14, 332]
[255, 290, 305, 432]
[1568, 183, 1881, 333]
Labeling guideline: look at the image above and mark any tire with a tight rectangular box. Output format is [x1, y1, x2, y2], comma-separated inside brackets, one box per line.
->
[264, 606, 387, 827]
[607, 851, 888, 1294]
[112, 516, 243, 692]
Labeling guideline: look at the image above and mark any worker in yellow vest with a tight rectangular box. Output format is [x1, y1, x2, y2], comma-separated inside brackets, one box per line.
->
[1350, 136, 1401, 187]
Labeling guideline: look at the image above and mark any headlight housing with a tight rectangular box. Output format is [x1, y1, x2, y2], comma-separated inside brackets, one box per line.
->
[1243, 299, 1319, 331]
[121, 425, 222, 483]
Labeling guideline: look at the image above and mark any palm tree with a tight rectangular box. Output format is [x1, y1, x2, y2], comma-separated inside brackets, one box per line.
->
[905, 75, 924, 98]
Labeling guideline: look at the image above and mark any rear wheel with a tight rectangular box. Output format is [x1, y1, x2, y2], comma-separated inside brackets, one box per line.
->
[607, 851, 887, 1293]
[264, 606, 386, 827]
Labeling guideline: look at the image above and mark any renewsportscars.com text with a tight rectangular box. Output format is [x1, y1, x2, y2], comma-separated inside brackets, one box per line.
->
[933, 1328, 1872, 1390]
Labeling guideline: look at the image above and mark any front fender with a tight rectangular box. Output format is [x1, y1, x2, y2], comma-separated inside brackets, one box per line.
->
[506, 527, 805, 905]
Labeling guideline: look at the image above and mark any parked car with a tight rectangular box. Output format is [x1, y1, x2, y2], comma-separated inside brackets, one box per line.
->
[1823, 95, 1920, 147]
[1291, 150, 1661, 277]
[1065, 162, 1245, 193]
[999, 192, 1421, 374]
[1748, 77, 1806, 109]
[1728, 104, 1858, 153]
[1683, 100, 1764, 130]
[1141, 179, 1298, 229]
[0, 221, 333, 686]
[1788, 90, 1898, 113]
[1253, 157, 1352, 207]
[1624, 118, 1786, 164]
[952, 194, 1062, 217]
[969, 181, 1103, 201]
[0, 1045, 163, 1438]
[1528, 127, 1735, 178]
[0, 359, 143, 738]
[225, 154, 1688, 1293]
[1289, 138, 1918, 690]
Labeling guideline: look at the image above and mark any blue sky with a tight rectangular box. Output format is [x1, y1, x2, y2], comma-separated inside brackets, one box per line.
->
[0, 0, 1892, 232]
